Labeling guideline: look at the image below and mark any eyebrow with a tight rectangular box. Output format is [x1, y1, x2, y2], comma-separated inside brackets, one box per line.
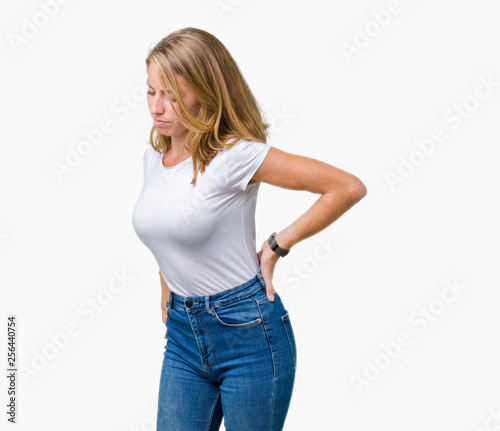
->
[146, 81, 174, 94]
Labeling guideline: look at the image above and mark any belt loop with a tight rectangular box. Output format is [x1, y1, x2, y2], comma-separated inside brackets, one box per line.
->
[205, 295, 214, 315]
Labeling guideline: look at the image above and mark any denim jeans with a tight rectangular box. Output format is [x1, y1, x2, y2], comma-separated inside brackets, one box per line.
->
[157, 267, 297, 430]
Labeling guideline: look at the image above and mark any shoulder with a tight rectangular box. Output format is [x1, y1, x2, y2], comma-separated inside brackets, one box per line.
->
[145, 144, 161, 157]
[221, 138, 271, 160]
[143, 145, 162, 163]
[142, 145, 162, 175]
[219, 138, 272, 191]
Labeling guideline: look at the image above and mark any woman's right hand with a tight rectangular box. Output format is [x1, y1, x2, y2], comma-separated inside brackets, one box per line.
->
[159, 270, 170, 339]
[161, 301, 168, 325]
[161, 299, 168, 338]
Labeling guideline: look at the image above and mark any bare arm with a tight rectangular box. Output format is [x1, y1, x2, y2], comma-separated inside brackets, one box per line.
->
[251, 146, 367, 300]
[159, 270, 170, 338]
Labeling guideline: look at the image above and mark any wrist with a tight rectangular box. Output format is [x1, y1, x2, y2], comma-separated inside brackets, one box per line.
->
[274, 229, 295, 251]
[267, 231, 292, 257]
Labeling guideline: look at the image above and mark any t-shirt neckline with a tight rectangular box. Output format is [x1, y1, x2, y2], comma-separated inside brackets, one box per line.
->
[161, 154, 192, 170]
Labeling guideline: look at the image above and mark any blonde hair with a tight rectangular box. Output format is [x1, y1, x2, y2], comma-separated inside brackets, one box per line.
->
[145, 27, 270, 184]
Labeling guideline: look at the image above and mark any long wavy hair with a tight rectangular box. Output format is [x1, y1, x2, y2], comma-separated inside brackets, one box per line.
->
[145, 27, 270, 184]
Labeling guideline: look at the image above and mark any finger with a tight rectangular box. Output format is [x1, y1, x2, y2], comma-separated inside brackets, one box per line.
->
[262, 276, 275, 302]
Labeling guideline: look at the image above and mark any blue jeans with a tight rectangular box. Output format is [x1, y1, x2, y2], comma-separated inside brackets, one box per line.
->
[157, 268, 297, 430]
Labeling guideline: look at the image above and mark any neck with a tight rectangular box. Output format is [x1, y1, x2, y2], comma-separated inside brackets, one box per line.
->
[169, 134, 190, 157]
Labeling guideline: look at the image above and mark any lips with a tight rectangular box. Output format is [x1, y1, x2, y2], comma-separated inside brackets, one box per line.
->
[154, 119, 170, 125]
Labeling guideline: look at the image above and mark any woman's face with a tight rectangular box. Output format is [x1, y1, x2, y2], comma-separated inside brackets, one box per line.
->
[146, 61, 199, 140]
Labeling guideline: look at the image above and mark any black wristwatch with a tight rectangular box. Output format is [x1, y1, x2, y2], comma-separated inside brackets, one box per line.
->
[267, 232, 290, 257]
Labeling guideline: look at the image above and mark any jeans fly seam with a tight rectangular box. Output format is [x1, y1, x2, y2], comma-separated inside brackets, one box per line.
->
[199, 312, 215, 370]
[186, 312, 211, 371]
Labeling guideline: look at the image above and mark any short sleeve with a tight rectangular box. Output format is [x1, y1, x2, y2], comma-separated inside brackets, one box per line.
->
[223, 139, 271, 192]
[142, 145, 159, 182]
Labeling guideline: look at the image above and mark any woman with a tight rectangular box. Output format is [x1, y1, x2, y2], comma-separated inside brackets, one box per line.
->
[132, 27, 367, 431]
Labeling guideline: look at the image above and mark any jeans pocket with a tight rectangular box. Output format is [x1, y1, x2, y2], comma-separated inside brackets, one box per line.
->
[211, 297, 263, 328]
[281, 312, 297, 369]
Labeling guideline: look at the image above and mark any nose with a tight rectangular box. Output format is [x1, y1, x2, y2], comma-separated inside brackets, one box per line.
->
[150, 95, 165, 115]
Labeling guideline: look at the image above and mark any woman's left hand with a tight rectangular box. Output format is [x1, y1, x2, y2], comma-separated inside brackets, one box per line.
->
[257, 239, 281, 302]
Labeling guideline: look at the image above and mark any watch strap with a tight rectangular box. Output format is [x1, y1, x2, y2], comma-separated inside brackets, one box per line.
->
[267, 232, 290, 257]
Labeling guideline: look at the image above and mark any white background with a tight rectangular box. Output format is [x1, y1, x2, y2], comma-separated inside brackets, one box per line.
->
[1, 0, 500, 430]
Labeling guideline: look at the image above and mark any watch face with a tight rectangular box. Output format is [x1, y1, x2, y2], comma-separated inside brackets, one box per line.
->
[268, 235, 277, 250]
[268, 236, 276, 249]
[268, 232, 289, 257]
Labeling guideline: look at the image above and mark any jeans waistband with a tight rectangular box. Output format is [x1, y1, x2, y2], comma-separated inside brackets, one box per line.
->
[168, 266, 266, 313]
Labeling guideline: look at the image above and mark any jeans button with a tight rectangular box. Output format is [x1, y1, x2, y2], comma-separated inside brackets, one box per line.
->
[185, 299, 193, 308]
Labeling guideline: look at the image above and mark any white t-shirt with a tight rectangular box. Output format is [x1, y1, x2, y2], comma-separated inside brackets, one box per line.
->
[131, 138, 272, 297]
